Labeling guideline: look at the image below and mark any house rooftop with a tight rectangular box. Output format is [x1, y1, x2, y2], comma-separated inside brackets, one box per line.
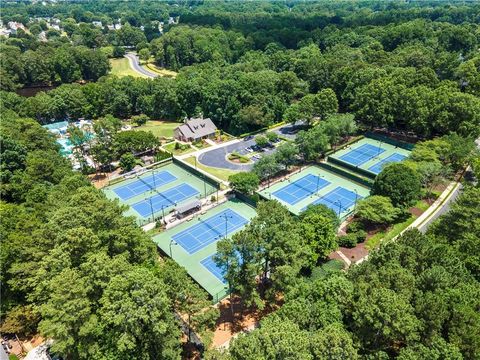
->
[176, 117, 217, 139]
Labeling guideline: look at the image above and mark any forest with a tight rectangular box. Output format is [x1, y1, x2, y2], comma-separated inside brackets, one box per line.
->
[0, 1, 479, 359]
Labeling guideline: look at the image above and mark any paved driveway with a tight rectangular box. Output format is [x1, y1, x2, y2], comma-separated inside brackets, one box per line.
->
[198, 124, 300, 171]
[198, 138, 257, 170]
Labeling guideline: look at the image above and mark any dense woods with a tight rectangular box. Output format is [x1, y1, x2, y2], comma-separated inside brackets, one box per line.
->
[1, 1, 480, 136]
[226, 187, 480, 360]
[1, 1, 480, 359]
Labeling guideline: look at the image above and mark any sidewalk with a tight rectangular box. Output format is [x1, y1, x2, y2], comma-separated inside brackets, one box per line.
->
[354, 180, 460, 265]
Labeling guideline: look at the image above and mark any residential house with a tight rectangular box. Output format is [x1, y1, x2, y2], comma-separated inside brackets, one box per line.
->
[174, 117, 217, 142]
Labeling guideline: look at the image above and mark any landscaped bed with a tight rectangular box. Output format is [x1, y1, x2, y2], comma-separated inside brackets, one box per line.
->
[163, 141, 195, 155]
[227, 152, 251, 164]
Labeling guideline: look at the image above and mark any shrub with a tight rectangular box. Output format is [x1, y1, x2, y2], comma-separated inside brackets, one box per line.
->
[338, 233, 358, 248]
[266, 132, 279, 142]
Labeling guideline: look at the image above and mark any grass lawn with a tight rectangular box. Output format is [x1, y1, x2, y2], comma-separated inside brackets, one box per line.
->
[163, 141, 195, 155]
[184, 156, 241, 182]
[109, 58, 148, 78]
[144, 62, 178, 78]
[135, 120, 179, 138]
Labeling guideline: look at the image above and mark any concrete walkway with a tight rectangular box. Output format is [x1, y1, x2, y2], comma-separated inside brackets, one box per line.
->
[354, 180, 462, 265]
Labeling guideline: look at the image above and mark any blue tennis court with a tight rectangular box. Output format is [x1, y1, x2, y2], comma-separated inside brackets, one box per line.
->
[201, 255, 226, 283]
[368, 153, 407, 174]
[172, 209, 248, 254]
[113, 171, 177, 200]
[339, 143, 385, 166]
[132, 183, 199, 218]
[272, 174, 330, 205]
[304, 186, 362, 215]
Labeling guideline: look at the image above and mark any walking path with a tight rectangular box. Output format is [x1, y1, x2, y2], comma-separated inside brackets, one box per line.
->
[354, 180, 462, 265]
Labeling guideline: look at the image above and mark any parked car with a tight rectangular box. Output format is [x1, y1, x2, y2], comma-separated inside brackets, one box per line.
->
[243, 135, 254, 141]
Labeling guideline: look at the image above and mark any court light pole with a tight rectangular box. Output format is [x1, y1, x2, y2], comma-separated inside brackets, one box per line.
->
[354, 189, 359, 211]
[220, 213, 233, 239]
[152, 168, 156, 188]
[335, 200, 342, 217]
[204, 177, 207, 199]
[161, 205, 166, 224]
[148, 197, 155, 223]
[169, 239, 177, 258]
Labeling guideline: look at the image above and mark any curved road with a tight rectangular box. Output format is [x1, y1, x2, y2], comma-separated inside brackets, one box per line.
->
[417, 183, 462, 233]
[125, 53, 158, 78]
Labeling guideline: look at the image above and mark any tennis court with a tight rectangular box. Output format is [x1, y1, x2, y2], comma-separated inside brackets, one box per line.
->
[152, 199, 257, 302]
[368, 153, 407, 174]
[330, 137, 411, 176]
[272, 174, 330, 205]
[339, 143, 385, 166]
[304, 186, 362, 215]
[102, 162, 218, 224]
[172, 208, 248, 254]
[113, 170, 177, 200]
[132, 183, 199, 218]
[201, 255, 226, 283]
[258, 165, 370, 218]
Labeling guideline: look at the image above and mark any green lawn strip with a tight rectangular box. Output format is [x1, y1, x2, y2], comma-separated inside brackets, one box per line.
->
[365, 199, 428, 250]
[144, 62, 178, 77]
[134, 120, 179, 138]
[109, 58, 148, 78]
[192, 140, 211, 149]
[163, 142, 195, 155]
[184, 156, 241, 182]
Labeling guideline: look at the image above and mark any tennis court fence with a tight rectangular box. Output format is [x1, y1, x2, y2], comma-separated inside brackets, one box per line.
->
[327, 156, 377, 180]
[212, 287, 230, 304]
[318, 162, 373, 187]
[108, 157, 173, 186]
[172, 156, 221, 190]
[234, 191, 258, 208]
[365, 132, 415, 151]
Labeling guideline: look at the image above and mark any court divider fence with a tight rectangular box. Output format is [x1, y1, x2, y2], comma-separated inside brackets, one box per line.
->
[108, 157, 173, 187]
[233, 191, 258, 208]
[323, 135, 364, 157]
[327, 157, 377, 180]
[365, 132, 415, 151]
[318, 162, 374, 188]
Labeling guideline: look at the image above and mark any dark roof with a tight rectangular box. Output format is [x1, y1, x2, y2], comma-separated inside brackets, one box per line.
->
[176, 118, 217, 138]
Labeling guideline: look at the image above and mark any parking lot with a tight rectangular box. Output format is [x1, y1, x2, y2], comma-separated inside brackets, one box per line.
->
[198, 124, 300, 171]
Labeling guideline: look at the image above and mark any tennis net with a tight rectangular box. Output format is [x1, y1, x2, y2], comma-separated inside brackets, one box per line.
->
[138, 175, 175, 206]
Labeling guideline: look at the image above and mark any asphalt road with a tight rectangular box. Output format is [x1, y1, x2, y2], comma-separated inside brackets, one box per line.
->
[198, 124, 300, 170]
[417, 183, 463, 233]
[125, 53, 158, 78]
